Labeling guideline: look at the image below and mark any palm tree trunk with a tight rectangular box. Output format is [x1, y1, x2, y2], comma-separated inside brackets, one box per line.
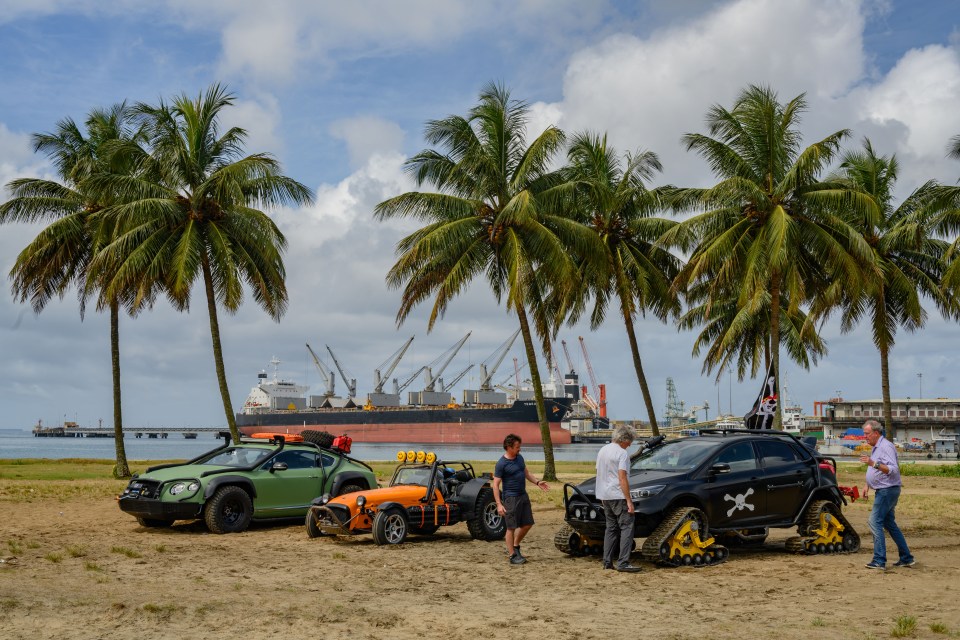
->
[110, 300, 130, 478]
[879, 342, 894, 442]
[770, 271, 783, 430]
[616, 269, 658, 436]
[201, 252, 240, 443]
[516, 305, 557, 481]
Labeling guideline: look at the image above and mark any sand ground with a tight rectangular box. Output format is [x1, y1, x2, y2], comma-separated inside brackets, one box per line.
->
[2, 474, 959, 640]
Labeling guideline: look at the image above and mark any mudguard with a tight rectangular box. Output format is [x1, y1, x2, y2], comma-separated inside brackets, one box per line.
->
[203, 476, 257, 499]
[455, 478, 489, 520]
[331, 471, 372, 495]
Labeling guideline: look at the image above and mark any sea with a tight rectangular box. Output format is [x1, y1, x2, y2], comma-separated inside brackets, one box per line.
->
[0, 429, 610, 462]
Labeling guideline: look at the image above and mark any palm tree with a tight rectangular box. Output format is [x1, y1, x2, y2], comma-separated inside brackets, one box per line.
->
[665, 84, 873, 428]
[556, 132, 682, 436]
[0, 103, 145, 477]
[89, 85, 313, 442]
[374, 82, 589, 480]
[822, 139, 952, 439]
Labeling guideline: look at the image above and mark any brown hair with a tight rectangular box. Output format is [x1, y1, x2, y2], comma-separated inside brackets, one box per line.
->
[503, 434, 522, 450]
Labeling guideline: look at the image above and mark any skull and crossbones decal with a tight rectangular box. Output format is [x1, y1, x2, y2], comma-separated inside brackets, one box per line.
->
[724, 487, 755, 517]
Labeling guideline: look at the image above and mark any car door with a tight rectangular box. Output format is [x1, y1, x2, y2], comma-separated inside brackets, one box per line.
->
[757, 439, 814, 522]
[702, 441, 766, 528]
[254, 450, 323, 516]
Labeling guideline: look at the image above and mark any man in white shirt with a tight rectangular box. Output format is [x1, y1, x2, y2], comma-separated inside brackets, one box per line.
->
[595, 424, 640, 572]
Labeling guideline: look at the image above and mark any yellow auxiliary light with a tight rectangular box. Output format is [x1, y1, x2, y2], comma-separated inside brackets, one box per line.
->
[425, 452, 436, 464]
[415, 451, 426, 463]
[396, 450, 406, 462]
[406, 450, 416, 463]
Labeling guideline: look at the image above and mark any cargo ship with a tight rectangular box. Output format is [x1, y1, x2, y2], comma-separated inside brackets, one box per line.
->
[235, 355, 574, 445]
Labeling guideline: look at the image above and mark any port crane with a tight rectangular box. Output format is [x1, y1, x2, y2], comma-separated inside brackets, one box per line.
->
[326, 345, 357, 399]
[305, 343, 336, 396]
[479, 329, 520, 391]
[579, 336, 607, 418]
[422, 332, 471, 392]
[442, 364, 474, 393]
[373, 336, 414, 394]
[395, 366, 427, 394]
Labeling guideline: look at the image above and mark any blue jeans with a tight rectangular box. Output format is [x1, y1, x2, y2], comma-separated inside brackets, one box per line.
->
[868, 486, 913, 566]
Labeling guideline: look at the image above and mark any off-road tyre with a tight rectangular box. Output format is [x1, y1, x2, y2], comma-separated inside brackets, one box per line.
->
[301, 430, 335, 449]
[305, 506, 327, 538]
[136, 517, 174, 528]
[466, 488, 506, 541]
[336, 483, 365, 496]
[554, 524, 587, 556]
[372, 509, 408, 545]
[204, 486, 253, 534]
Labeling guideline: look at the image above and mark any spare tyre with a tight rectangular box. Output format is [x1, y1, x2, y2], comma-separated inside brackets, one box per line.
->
[302, 430, 335, 448]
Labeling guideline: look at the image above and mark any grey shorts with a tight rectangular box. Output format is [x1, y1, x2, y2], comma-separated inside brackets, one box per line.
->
[504, 493, 534, 529]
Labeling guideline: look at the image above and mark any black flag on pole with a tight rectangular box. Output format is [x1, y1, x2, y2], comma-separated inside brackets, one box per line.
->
[744, 361, 778, 430]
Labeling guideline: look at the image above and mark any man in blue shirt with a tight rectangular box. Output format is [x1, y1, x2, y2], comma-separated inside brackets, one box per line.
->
[859, 420, 915, 570]
[493, 433, 549, 565]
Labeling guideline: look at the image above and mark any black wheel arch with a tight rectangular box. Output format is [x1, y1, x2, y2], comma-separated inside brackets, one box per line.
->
[452, 478, 489, 519]
[203, 476, 257, 500]
[330, 472, 371, 495]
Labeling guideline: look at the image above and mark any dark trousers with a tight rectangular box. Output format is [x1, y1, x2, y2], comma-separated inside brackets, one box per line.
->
[601, 499, 634, 567]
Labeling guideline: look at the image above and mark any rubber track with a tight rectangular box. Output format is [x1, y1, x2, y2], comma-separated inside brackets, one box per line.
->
[784, 500, 860, 554]
[554, 524, 579, 555]
[640, 506, 728, 567]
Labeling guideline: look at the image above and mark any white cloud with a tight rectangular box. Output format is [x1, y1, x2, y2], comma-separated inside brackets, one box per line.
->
[329, 116, 405, 170]
[220, 93, 284, 157]
[853, 44, 960, 165]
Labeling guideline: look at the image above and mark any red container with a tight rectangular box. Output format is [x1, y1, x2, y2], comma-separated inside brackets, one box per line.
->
[333, 434, 352, 454]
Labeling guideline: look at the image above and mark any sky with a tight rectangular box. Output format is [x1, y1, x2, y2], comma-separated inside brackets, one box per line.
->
[2, 0, 960, 431]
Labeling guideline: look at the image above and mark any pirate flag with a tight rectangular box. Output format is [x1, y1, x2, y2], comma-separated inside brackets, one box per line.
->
[744, 361, 778, 430]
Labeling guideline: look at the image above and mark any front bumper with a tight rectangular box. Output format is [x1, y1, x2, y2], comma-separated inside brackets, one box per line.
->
[313, 505, 368, 536]
[118, 497, 202, 521]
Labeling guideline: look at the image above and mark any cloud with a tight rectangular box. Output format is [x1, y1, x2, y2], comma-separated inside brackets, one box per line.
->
[220, 93, 284, 156]
[329, 116, 405, 170]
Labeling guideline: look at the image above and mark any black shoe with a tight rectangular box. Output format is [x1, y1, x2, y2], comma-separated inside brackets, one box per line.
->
[616, 563, 642, 573]
[509, 553, 526, 565]
[514, 547, 525, 561]
[864, 560, 885, 570]
[602, 561, 613, 570]
[893, 558, 916, 567]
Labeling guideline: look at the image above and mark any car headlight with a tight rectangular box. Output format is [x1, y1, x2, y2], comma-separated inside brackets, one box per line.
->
[356, 495, 366, 507]
[169, 482, 186, 496]
[629, 484, 666, 500]
[320, 493, 331, 505]
[187, 482, 200, 492]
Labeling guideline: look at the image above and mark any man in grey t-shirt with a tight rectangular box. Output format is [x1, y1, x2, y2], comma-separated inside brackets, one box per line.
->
[595, 424, 640, 572]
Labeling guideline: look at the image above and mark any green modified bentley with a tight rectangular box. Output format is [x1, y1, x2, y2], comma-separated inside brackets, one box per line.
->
[118, 432, 377, 534]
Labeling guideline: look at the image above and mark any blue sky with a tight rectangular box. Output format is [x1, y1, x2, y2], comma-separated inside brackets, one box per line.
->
[2, 0, 960, 431]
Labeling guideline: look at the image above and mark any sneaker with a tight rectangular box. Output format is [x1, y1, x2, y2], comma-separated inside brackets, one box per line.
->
[509, 553, 527, 565]
[864, 560, 885, 570]
[601, 560, 614, 570]
[514, 547, 525, 561]
[616, 563, 642, 573]
[893, 559, 916, 567]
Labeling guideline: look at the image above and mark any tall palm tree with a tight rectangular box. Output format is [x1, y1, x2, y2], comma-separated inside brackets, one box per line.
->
[665, 85, 873, 428]
[90, 84, 313, 442]
[557, 132, 681, 436]
[938, 135, 960, 293]
[374, 82, 589, 480]
[822, 139, 952, 439]
[0, 103, 145, 477]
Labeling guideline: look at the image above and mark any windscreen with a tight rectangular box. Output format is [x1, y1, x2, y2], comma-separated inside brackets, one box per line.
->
[631, 439, 716, 472]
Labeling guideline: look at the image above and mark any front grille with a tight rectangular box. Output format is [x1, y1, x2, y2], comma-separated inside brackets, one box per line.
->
[123, 479, 162, 499]
[321, 503, 350, 524]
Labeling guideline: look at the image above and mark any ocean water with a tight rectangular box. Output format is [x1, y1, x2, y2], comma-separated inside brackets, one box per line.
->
[0, 429, 609, 462]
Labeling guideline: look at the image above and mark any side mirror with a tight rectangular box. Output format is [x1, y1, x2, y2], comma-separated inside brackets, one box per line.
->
[270, 462, 289, 473]
[709, 463, 731, 475]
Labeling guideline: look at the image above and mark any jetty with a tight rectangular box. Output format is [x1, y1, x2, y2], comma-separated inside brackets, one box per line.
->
[31, 421, 221, 439]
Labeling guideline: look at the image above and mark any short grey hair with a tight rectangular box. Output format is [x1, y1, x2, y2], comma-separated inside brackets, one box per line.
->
[862, 419, 883, 436]
[612, 424, 636, 445]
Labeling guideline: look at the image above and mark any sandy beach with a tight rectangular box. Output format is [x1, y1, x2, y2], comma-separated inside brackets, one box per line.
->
[2, 469, 959, 640]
